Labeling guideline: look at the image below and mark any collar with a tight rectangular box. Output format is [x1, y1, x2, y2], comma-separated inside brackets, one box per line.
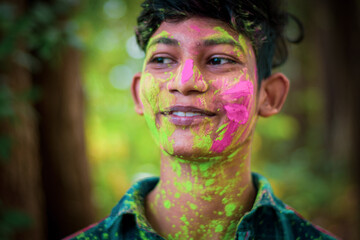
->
[106, 177, 159, 232]
[105, 173, 290, 235]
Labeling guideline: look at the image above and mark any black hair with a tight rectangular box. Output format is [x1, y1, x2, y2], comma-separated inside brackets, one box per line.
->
[135, 0, 303, 82]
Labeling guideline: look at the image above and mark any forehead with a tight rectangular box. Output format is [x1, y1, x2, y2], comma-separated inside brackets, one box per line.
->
[147, 17, 251, 51]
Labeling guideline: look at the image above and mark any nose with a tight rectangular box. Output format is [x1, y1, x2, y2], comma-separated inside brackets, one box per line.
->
[167, 59, 208, 95]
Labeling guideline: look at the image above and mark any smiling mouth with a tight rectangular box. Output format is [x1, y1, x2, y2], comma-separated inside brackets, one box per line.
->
[161, 106, 216, 117]
[161, 106, 216, 126]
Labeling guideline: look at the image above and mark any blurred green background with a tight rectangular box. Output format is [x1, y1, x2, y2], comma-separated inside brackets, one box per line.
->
[0, 0, 358, 239]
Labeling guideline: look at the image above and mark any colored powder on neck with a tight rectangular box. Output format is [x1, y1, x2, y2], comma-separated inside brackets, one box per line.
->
[224, 203, 236, 217]
[185, 181, 193, 192]
[215, 224, 223, 233]
[164, 200, 171, 209]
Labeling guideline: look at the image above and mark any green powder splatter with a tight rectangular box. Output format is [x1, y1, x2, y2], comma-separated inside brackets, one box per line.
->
[215, 224, 223, 233]
[189, 203, 198, 210]
[201, 195, 213, 201]
[192, 134, 212, 150]
[205, 179, 215, 187]
[225, 203, 236, 217]
[199, 162, 211, 172]
[222, 197, 229, 204]
[216, 122, 228, 133]
[185, 181, 193, 192]
[140, 230, 147, 239]
[164, 200, 171, 209]
[146, 30, 170, 52]
[213, 27, 237, 42]
[171, 161, 182, 177]
[102, 233, 109, 239]
[180, 215, 190, 225]
[175, 192, 180, 198]
[223, 220, 238, 239]
[214, 123, 229, 142]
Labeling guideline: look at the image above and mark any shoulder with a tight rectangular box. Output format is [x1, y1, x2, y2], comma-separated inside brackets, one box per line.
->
[62, 177, 160, 240]
[249, 173, 340, 239]
[282, 205, 340, 240]
[62, 218, 110, 239]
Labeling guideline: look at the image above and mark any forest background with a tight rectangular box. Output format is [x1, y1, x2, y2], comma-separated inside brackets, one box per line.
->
[0, 0, 359, 239]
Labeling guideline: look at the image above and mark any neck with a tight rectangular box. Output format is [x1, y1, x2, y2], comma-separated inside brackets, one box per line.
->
[145, 141, 256, 240]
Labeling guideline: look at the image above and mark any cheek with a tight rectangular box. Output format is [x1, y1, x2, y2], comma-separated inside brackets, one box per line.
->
[209, 74, 255, 153]
[140, 73, 161, 114]
[224, 104, 249, 124]
[222, 80, 254, 124]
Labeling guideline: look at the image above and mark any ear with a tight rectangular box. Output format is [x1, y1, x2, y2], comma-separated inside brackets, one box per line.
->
[131, 72, 144, 115]
[258, 73, 289, 117]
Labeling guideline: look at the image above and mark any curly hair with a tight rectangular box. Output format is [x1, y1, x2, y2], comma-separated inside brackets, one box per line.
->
[135, 0, 302, 82]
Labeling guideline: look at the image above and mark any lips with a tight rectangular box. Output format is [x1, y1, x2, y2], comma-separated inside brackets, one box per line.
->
[161, 106, 216, 126]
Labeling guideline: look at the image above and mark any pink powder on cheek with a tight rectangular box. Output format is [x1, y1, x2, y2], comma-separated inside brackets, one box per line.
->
[210, 122, 239, 153]
[222, 81, 253, 101]
[224, 104, 249, 124]
[181, 59, 194, 84]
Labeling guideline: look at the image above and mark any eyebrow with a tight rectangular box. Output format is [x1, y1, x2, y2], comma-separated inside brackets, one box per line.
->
[146, 36, 244, 52]
[147, 37, 179, 50]
[203, 37, 244, 52]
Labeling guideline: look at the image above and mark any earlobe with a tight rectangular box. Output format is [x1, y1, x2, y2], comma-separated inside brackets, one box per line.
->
[258, 73, 289, 117]
[131, 72, 144, 115]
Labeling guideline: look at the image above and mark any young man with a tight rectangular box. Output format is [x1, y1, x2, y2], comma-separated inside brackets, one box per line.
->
[66, 0, 338, 239]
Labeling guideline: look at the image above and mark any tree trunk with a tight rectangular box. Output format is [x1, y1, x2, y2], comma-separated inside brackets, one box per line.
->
[35, 46, 95, 239]
[0, 62, 45, 240]
[1, 0, 96, 239]
[317, 0, 360, 238]
[0, 0, 45, 239]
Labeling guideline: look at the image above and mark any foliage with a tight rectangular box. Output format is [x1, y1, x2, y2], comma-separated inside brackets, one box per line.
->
[0, 1, 82, 237]
[0, 201, 32, 240]
[0, 0, 82, 164]
[0, 0, 82, 70]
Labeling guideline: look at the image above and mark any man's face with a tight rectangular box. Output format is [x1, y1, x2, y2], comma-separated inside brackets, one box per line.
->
[133, 17, 259, 161]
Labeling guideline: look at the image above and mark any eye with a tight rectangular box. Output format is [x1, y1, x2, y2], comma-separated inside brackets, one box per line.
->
[208, 57, 236, 65]
[149, 56, 175, 65]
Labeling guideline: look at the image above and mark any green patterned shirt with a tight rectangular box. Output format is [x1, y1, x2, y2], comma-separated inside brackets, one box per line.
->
[65, 173, 339, 240]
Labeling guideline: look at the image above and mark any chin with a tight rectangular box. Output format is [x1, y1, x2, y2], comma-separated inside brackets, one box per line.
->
[161, 144, 224, 162]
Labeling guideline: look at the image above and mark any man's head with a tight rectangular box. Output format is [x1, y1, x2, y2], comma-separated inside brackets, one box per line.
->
[131, 0, 293, 161]
[135, 0, 290, 83]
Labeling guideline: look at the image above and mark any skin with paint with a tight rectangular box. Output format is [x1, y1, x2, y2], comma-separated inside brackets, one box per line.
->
[132, 17, 289, 240]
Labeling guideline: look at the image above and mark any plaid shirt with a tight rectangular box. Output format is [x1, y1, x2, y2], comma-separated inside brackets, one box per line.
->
[65, 173, 339, 240]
